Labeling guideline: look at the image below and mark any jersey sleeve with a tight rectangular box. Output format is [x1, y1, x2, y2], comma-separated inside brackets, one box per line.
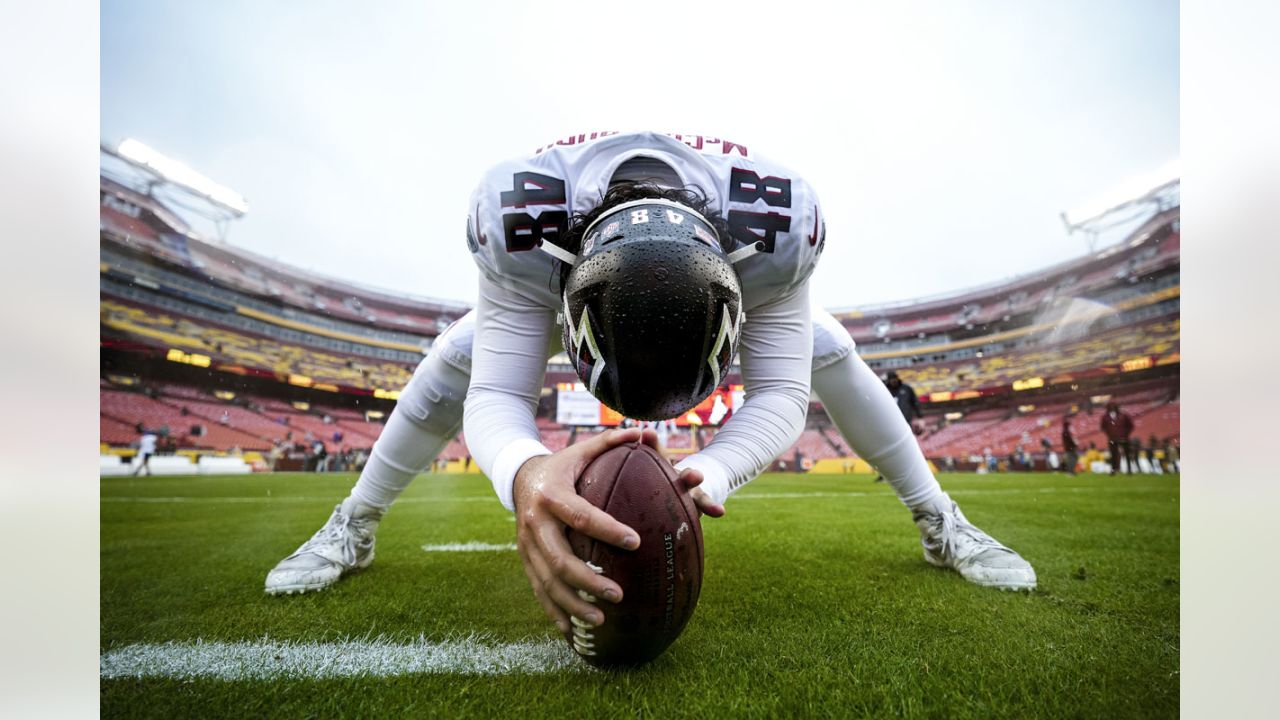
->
[465, 161, 570, 312]
[462, 273, 558, 511]
[725, 169, 826, 311]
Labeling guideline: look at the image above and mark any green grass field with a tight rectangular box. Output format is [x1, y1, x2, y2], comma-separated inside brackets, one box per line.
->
[101, 471, 1179, 718]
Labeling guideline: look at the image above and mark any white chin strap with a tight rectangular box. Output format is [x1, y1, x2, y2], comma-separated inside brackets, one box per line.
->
[726, 241, 765, 265]
[538, 195, 764, 267]
[537, 241, 577, 265]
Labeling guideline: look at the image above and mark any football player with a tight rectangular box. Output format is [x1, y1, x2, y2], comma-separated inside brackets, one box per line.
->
[265, 131, 1036, 633]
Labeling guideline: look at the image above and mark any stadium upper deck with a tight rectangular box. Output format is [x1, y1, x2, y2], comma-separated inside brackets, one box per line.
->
[101, 175, 470, 337]
[834, 209, 1179, 344]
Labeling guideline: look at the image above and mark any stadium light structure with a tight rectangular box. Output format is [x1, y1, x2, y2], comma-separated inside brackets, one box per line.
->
[111, 138, 249, 217]
[1060, 160, 1179, 251]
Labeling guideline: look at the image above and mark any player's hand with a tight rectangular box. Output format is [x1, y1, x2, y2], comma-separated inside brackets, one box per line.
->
[512, 427, 653, 635]
[911, 419, 926, 436]
[676, 467, 725, 519]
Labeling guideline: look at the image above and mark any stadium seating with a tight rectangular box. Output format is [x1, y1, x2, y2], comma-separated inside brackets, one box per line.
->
[792, 429, 840, 462]
[101, 384, 389, 453]
[101, 298, 417, 391]
[99, 174, 1178, 470]
[917, 390, 1178, 460]
[101, 389, 268, 450]
[891, 317, 1179, 396]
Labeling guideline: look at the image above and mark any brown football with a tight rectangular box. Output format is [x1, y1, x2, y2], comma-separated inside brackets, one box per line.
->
[564, 442, 704, 667]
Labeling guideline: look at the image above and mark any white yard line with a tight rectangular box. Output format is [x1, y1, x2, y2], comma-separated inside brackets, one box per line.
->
[422, 542, 517, 552]
[100, 638, 582, 679]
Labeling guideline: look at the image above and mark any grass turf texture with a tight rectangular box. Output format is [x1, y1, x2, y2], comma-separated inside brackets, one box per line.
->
[102, 472, 1179, 718]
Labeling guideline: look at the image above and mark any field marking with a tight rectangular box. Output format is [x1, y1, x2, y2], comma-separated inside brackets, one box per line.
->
[101, 484, 1172, 505]
[422, 542, 516, 552]
[100, 637, 582, 679]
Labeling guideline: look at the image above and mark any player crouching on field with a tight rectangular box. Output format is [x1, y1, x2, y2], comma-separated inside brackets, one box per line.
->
[264, 132, 1035, 633]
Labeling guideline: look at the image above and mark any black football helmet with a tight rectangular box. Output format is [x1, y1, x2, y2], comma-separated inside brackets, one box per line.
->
[559, 198, 744, 420]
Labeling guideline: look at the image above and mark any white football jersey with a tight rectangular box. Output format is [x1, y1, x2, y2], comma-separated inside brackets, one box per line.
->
[466, 131, 826, 312]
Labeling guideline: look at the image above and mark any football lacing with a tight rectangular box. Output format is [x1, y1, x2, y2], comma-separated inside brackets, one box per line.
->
[570, 562, 605, 656]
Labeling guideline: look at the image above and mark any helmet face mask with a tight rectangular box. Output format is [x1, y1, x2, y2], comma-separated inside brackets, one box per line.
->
[560, 198, 744, 420]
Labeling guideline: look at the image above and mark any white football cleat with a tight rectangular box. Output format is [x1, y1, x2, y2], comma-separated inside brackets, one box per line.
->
[914, 501, 1037, 591]
[264, 498, 383, 595]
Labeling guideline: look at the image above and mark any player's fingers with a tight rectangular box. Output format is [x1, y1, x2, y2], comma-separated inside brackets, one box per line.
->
[676, 467, 704, 490]
[689, 487, 726, 519]
[527, 527, 607, 623]
[638, 427, 660, 450]
[677, 468, 724, 516]
[520, 546, 571, 634]
[543, 572, 606, 627]
[522, 558, 569, 633]
[531, 517, 624, 603]
[543, 488, 639, 551]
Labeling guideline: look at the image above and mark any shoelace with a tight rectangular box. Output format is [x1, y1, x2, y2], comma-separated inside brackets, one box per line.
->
[934, 510, 1011, 563]
[294, 508, 359, 566]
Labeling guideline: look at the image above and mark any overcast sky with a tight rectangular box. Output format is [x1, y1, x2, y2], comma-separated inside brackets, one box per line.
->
[101, 0, 1178, 310]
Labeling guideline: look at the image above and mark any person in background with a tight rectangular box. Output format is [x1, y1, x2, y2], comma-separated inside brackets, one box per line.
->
[1100, 401, 1136, 476]
[1061, 416, 1079, 476]
[267, 439, 285, 472]
[1145, 434, 1160, 474]
[1162, 436, 1180, 473]
[884, 371, 925, 436]
[1125, 428, 1142, 473]
[134, 426, 157, 476]
[311, 439, 328, 473]
[655, 419, 671, 450]
[1042, 437, 1059, 472]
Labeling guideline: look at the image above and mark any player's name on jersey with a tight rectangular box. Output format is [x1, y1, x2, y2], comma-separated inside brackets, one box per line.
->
[534, 132, 750, 158]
